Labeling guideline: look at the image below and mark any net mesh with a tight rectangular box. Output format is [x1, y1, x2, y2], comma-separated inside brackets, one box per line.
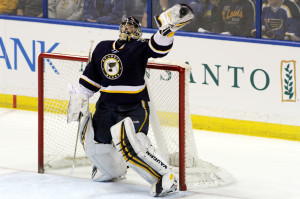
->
[146, 58, 234, 188]
[41, 55, 234, 189]
[43, 58, 95, 168]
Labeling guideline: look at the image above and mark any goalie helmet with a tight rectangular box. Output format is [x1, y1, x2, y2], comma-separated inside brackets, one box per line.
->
[119, 17, 142, 40]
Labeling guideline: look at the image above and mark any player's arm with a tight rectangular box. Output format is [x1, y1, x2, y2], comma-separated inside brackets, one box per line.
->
[147, 30, 174, 58]
[79, 64, 102, 94]
[147, 4, 195, 58]
[67, 46, 102, 123]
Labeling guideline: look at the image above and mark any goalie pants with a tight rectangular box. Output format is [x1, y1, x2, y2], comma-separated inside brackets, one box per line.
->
[92, 100, 150, 144]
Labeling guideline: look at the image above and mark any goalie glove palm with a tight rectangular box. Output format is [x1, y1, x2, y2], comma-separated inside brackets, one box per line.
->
[155, 4, 194, 36]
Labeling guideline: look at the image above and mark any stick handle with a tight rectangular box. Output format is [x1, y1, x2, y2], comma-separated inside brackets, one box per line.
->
[72, 112, 82, 169]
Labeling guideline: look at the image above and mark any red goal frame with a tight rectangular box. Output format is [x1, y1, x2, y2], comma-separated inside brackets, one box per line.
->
[38, 52, 187, 191]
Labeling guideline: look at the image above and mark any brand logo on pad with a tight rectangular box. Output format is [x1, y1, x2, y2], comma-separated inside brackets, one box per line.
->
[146, 151, 167, 169]
[101, 54, 123, 80]
[281, 60, 296, 102]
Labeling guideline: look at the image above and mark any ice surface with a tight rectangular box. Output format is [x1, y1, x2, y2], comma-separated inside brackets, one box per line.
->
[0, 108, 300, 199]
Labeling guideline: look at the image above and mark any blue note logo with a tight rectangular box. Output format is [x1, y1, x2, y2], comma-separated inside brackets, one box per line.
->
[281, 60, 296, 102]
[101, 54, 123, 80]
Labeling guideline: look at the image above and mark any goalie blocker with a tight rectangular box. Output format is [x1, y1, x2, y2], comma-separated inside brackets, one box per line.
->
[111, 117, 178, 197]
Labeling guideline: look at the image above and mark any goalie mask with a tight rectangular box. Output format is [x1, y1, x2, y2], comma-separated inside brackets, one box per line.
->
[119, 17, 142, 40]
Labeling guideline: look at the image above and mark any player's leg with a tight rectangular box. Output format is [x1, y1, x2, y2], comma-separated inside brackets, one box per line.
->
[92, 101, 119, 143]
[111, 116, 177, 197]
[116, 100, 150, 135]
[80, 103, 127, 181]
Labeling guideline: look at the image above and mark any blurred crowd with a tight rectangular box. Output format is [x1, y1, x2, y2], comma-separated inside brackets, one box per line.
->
[1, 0, 300, 41]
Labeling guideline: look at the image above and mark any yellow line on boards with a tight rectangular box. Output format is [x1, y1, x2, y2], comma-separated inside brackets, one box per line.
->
[0, 94, 14, 108]
[0, 94, 299, 141]
[191, 115, 300, 141]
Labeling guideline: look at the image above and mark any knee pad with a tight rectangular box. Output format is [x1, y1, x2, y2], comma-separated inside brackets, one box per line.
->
[80, 114, 127, 181]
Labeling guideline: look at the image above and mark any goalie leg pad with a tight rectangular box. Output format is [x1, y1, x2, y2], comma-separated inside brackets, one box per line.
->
[80, 114, 127, 181]
[111, 117, 178, 195]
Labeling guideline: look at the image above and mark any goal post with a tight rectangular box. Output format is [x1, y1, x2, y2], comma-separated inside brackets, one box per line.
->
[38, 53, 90, 174]
[145, 61, 187, 190]
[38, 52, 233, 191]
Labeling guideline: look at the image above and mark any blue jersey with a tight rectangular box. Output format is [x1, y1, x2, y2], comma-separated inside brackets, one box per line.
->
[82, 0, 124, 24]
[79, 33, 173, 104]
[197, 2, 218, 32]
[213, 0, 255, 37]
[262, 0, 300, 39]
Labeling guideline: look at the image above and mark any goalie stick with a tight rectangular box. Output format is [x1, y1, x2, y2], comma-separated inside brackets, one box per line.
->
[71, 112, 82, 171]
[70, 40, 94, 173]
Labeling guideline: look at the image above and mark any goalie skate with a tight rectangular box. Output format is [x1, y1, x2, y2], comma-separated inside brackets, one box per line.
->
[151, 172, 178, 197]
[155, 183, 178, 197]
[92, 166, 126, 182]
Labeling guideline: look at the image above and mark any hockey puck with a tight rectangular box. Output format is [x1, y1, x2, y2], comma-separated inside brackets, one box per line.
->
[179, 7, 188, 18]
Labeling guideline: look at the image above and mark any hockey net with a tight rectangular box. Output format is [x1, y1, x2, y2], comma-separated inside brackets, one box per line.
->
[38, 53, 233, 190]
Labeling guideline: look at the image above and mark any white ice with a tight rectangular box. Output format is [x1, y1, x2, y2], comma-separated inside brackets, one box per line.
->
[0, 108, 300, 199]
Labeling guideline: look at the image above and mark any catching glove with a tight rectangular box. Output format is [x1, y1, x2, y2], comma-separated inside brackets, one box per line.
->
[154, 4, 194, 37]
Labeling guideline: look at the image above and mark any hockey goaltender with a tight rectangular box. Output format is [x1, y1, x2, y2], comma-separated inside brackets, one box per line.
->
[67, 4, 194, 197]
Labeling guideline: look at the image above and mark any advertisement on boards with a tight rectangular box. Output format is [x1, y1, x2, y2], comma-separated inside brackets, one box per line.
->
[0, 19, 299, 126]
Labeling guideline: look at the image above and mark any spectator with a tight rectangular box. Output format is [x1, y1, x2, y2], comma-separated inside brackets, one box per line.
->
[0, 0, 18, 15]
[261, 0, 300, 41]
[17, 0, 43, 17]
[141, 0, 167, 27]
[48, 0, 84, 20]
[82, 0, 125, 24]
[124, 0, 146, 22]
[197, 0, 221, 33]
[296, 0, 300, 8]
[212, 0, 255, 37]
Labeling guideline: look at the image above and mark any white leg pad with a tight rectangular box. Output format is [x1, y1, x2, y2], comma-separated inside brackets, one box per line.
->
[80, 114, 127, 181]
[110, 117, 177, 196]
